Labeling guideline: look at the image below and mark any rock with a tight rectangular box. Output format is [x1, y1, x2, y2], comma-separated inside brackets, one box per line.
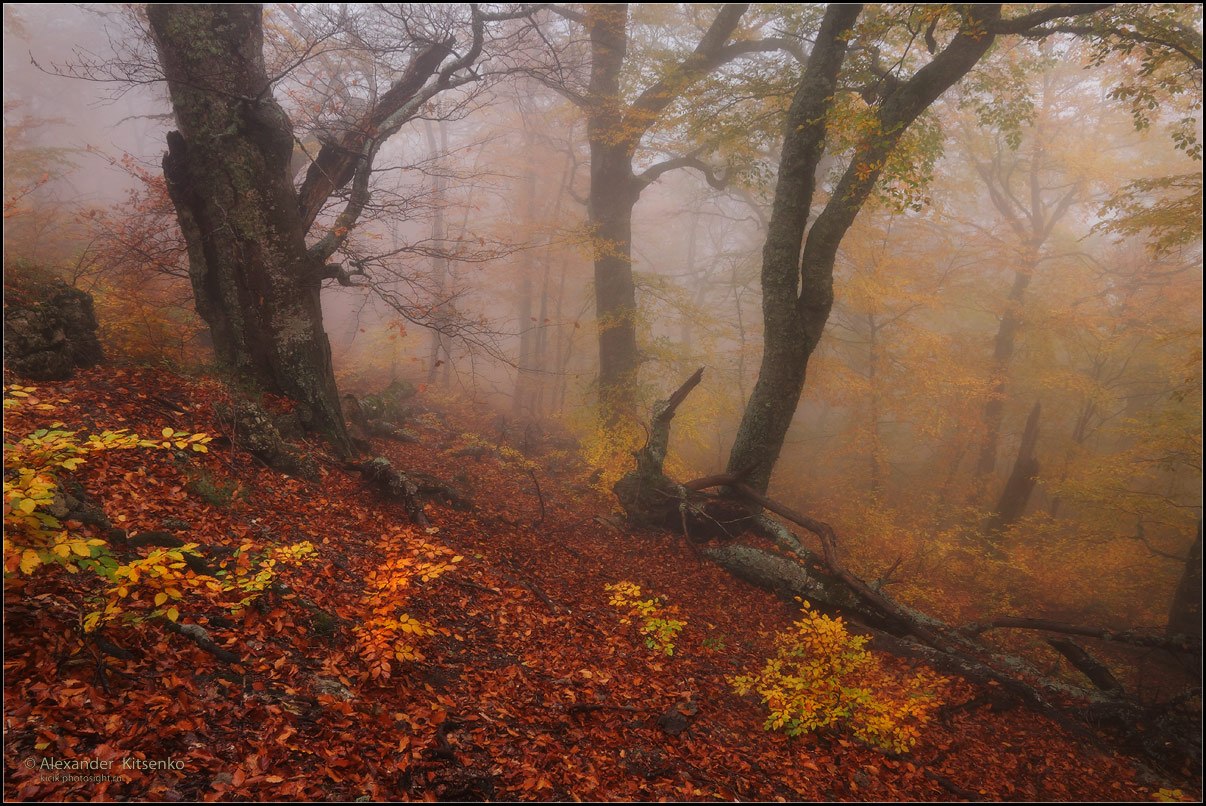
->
[50, 477, 114, 531]
[183, 552, 218, 576]
[656, 704, 692, 736]
[3, 277, 104, 380]
[623, 746, 670, 779]
[383, 377, 417, 401]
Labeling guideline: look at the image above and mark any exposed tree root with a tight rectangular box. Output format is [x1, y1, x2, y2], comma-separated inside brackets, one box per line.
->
[163, 618, 240, 664]
[345, 456, 475, 526]
[613, 369, 1201, 769]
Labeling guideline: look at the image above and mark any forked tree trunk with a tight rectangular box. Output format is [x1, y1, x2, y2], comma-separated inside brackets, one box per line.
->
[149, 4, 350, 454]
[725, 4, 1007, 494]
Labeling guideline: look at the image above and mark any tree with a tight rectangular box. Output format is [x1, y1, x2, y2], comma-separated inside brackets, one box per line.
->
[1168, 519, 1202, 642]
[723, 4, 1121, 495]
[613, 3, 1205, 760]
[146, 4, 525, 453]
[532, 3, 797, 415]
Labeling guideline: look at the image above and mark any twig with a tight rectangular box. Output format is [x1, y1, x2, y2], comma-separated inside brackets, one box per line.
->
[455, 578, 502, 596]
[924, 769, 981, 801]
[527, 466, 546, 525]
[961, 617, 1200, 653]
[566, 702, 641, 715]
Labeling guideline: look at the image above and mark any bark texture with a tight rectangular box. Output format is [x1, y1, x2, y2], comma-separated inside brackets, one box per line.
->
[579, 3, 756, 412]
[724, 4, 1045, 493]
[149, 4, 350, 453]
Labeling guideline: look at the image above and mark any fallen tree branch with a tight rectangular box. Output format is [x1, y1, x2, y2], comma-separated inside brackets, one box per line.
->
[346, 456, 432, 527]
[527, 466, 546, 525]
[611, 369, 1198, 764]
[924, 769, 982, 801]
[566, 702, 642, 715]
[163, 619, 241, 664]
[1047, 637, 1125, 694]
[961, 617, 1200, 654]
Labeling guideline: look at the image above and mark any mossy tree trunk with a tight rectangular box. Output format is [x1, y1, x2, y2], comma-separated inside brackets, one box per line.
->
[148, 4, 351, 454]
[577, 3, 756, 415]
[725, 4, 1015, 493]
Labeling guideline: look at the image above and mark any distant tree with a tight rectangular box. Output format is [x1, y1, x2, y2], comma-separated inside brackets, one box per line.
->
[529, 3, 801, 415]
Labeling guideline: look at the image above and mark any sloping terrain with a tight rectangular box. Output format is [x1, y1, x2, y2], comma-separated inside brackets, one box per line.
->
[2, 366, 1190, 801]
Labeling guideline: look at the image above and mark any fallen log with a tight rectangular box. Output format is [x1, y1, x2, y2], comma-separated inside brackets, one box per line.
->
[961, 616, 1200, 654]
[612, 368, 1199, 766]
[1047, 638, 1125, 694]
[346, 456, 473, 527]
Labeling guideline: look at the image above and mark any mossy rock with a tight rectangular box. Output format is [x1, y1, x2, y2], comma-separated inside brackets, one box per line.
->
[3, 276, 104, 380]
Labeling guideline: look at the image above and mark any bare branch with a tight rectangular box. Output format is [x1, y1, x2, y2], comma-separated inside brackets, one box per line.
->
[635, 155, 727, 190]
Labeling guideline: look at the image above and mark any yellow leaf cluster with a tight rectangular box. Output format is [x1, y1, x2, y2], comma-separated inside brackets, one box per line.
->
[355, 532, 460, 679]
[604, 581, 687, 656]
[731, 600, 946, 754]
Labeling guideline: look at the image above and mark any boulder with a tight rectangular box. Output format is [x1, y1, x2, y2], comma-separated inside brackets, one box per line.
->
[3, 278, 104, 380]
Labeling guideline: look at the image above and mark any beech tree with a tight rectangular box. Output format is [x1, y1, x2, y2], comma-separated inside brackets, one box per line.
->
[613, 1, 1203, 751]
[723, 3, 1124, 495]
[530, 3, 801, 413]
[147, 4, 530, 453]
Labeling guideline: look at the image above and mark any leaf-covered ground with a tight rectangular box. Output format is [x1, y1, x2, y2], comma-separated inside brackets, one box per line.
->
[2, 367, 1194, 801]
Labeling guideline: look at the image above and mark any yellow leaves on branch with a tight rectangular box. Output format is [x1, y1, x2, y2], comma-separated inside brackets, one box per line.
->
[731, 600, 946, 754]
[4, 382, 215, 581]
[605, 581, 686, 656]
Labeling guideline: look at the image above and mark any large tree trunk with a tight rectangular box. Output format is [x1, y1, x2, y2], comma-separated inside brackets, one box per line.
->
[586, 4, 641, 413]
[149, 4, 350, 454]
[726, 4, 1003, 494]
[580, 3, 752, 415]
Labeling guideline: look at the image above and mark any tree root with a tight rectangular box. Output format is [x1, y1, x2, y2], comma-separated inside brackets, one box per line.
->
[612, 368, 1201, 768]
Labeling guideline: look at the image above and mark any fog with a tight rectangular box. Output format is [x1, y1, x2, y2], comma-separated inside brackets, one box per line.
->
[4, 1, 1202, 708]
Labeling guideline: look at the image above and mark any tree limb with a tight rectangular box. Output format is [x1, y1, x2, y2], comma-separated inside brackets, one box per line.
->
[635, 154, 728, 190]
[961, 617, 1201, 653]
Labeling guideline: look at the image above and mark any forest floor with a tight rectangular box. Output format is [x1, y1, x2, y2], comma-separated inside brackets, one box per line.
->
[2, 365, 1198, 802]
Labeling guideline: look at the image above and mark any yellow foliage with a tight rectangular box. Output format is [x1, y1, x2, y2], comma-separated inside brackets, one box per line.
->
[3, 385, 212, 583]
[605, 581, 686, 656]
[732, 601, 946, 754]
[354, 533, 461, 679]
[572, 413, 644, 493]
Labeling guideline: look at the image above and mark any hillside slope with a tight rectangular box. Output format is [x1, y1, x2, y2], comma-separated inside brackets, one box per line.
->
[2, 366, 1186, 801]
